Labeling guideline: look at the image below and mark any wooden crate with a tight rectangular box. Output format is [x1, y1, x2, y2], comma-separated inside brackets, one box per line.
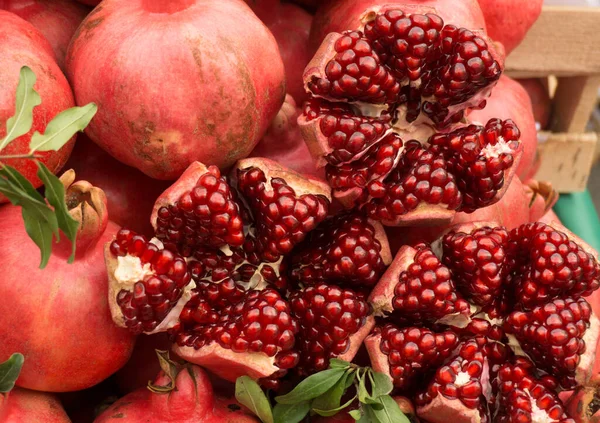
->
[504, 5, 600, 192]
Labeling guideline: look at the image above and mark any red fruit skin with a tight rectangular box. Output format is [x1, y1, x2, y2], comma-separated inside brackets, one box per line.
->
[309, 0, 487, 52]
[66, 0, 285, 180]
[477, 0, 543, 55]
[95, 365, 259, 422]
[468, 75, 537, 180]
[0, 388, 70, 423]
[64, 135, 171, 235]
[0, 0, 89, 71]
[517, 78, 551, 130]
[0, 11, 76, 204]
[0, 179, 135, 392]
[76, 0, 99, 5]
[247, 0, 313, 103]
[250, 94, 324, 179]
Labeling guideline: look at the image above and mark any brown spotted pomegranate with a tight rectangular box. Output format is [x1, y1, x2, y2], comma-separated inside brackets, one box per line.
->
[299, 5, 522, 226]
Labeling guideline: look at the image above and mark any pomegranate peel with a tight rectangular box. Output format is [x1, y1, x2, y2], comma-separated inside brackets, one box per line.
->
[566, 376, 600, 423]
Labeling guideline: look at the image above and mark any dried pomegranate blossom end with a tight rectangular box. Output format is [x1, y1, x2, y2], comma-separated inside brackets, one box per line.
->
[108, 229, 192, 334]
[236, 166, 330, 262]
[175, 280, 299, 372]
[290, 283, 371, 375]
[392, 244, 470, 322]
[154, 165, 245, 254]
[289, 213, 388, 288]
[378, 324, 459, 391]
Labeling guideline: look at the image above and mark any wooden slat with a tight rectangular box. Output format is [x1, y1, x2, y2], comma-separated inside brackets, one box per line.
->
[534, 132, 598, 192]
[552, 75, 600, 132]
[505, 6, 600, 76]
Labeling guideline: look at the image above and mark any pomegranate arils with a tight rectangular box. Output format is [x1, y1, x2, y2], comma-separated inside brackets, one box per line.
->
[393, 244, 470, 322]
[236, 166, 329, 261]
[176, 280, 299, 368]
[493, 359, 575, 423]
[109, 229, 192, 334]
[289, 283, 371, 375]
[509, 222, 600, 308]
[308, 31, 400, 104]
[416, 337, 490, 422]
[375, 324, 459, 391]
[505, 297, 594, 389]
[154, 165, 245, 254]
[442, 226, 510, 307]
[289, 213, 389, 288]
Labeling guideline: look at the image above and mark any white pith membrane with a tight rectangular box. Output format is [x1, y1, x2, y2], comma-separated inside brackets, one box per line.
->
[527, 389, 557, 423]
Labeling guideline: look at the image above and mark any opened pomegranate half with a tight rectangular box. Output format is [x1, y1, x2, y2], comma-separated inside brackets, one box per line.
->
[299, 5, 523, 226]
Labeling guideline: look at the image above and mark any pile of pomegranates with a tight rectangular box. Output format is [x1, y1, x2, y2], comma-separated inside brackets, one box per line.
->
[4, 0, 600, 421]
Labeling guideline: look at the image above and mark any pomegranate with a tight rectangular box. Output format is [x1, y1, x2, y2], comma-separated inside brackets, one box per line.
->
[0, 171, 135, 392]
[250, 94, 324, 179]
[526, 178, 558, 223]
[0, 0, 89, 70]
[468, 75, 538, 180]
[64, 135, 171, 235]
[518, 77, 552, 130]
[566, 376, 600, 423]
[0, 11, 76, 204]
[309, 0, 488, 53]
[0, 387, 70, 423]
[76, 0, 99, 5]
[66, 0, 285, 179]
[477, 0, 543, 55]
[246, 0, 313, 103]
[300, 6, 523, 226]
[95, 362, 259, 422]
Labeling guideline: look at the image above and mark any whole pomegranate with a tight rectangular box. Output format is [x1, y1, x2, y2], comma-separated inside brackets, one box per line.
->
[0, 387, 70, 423]
[468, 75, 538, 180]
[246, 0, 313, 103]
[300, 4, 523, 227]
[64, 135, 171, 235]
[0, 11, 76, 204]
[66, 0, 285, 180]
[518, 77, 552, 130]
[0, 171, 135, 392]
[477, 0, 543, 55]
[95, 362, 259, 422]
[250, 94, 324, 179]
[76, 0, 99, 5]
[0, 0, 89, 70]
[309, 0, 487, 52]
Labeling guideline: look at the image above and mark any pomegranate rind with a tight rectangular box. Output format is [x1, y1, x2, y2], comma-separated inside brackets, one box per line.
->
[338, 315, 376, 363]
[364, 332, 390, 378]
[416, 394, 484, 423]
[577, 313, 600, 386]
[371, 219, 393, 265]
[150, 161, 209, 231]
[173, 343, 279, 382]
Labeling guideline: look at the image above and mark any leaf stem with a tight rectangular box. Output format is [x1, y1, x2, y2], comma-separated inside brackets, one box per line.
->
[0, 153, 40, 160]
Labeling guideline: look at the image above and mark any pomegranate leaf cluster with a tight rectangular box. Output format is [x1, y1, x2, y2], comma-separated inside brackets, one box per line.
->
[0, 66, 97, 268]
[0, 353, 24, 394]
[235, 359, 410, 423]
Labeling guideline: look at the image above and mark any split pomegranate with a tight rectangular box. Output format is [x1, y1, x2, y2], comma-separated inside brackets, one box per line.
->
[468, 75, 538, 180]
[66, 0, 286, 179]
[95, 362, 259, 422]
[300, 5, 522, 226]
[0, 11, 76, 204]
[64, 135, 171, 235]
[565, 376, 600, 423]
[250, 94, 324, 179]
[0, 387, 71, 423]
[245, 0, 313, 103]
[0, 171, 135, 392]
[477, 0, 543, 55]
[0, 0, 89, 70]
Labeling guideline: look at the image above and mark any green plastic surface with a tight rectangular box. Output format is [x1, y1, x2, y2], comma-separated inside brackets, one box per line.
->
[554, 190, 600, 252]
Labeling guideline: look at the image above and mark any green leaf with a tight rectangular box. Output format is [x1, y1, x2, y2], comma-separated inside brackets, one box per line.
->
[370, 396, 410, 423]
[0, 66, 41, 151]
[273, 401, 310, 423]
[313, 395, 357, 417]
[358, 405, 378, 423]
[0, 353, 24, 393]
[275, 368, 346, 405]
[38, 163, 79, 263]
[370, 371, 393, 399]
[235, 376, 274, 423]
[329, 358, 351, 369]
[348, 409, 363, 421]
[0, 165, 60, 268]
[29, 103, 97, 153]
[357, 370, 369, 404]
[312, 370, 352, 416]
